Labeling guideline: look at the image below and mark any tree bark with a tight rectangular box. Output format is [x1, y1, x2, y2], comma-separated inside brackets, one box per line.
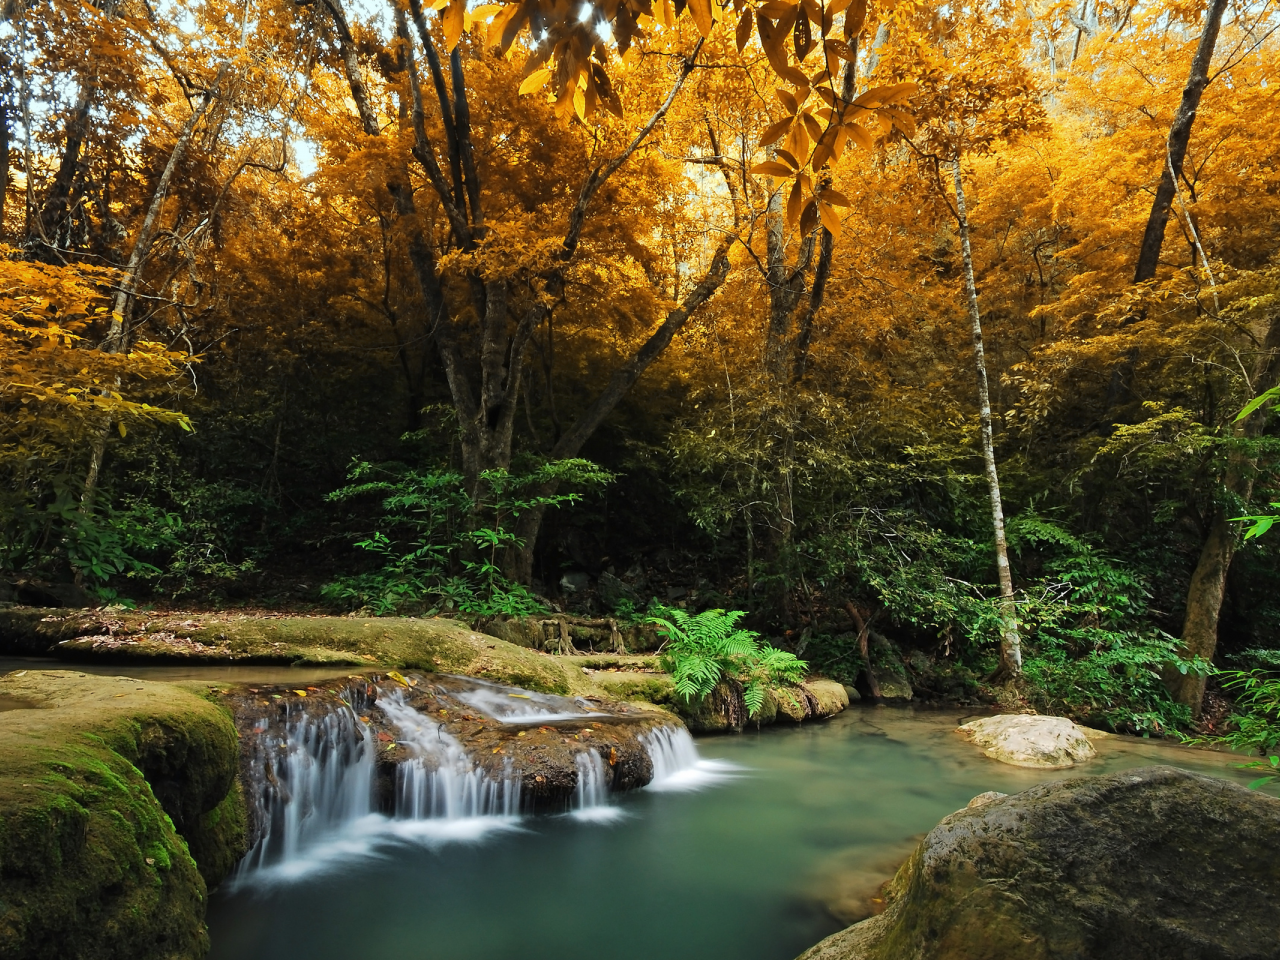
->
[953, 158, 1021, 676]
[0, 95, 9, 236]
[1132, 0, 1228, 283]
[1170, 314, 1280, 713]
[34, 83, 94, 251]
[82, 65, 227, 512]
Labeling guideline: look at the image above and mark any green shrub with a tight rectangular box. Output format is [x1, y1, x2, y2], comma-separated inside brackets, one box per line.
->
[647, 606, 807, 716]
[1190, 669, 1280, 790]
[322, 458, 611, 616]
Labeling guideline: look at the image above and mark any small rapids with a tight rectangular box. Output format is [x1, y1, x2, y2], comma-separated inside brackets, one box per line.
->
[232, 675, 725, 883]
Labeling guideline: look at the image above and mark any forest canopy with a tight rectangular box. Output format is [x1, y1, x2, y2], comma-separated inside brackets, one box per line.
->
[2, 0, 1279, 727]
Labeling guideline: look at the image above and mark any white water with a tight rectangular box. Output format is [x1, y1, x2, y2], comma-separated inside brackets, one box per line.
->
[237, 705, 376, 877]
[643, 726, 742, 792]
[235, 689, 721, 883]
[570, 748, 625, 823]
[380, 691, 523, 819]
[453, 677, 606, 724]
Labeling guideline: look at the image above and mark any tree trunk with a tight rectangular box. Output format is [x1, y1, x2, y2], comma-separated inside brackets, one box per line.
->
[82, 66, 227, 511]
[508, 238, 734, 582]
[953, 158, 1021, 676]
[0, 96, 9, 235]
[1171, 314, 1280, 713]
[1133, 0, 1228, 283]
[35, 83, 94, 250]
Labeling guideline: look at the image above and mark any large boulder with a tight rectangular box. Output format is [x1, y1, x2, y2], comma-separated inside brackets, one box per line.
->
[797, 765, 1280, 960]
[958, 714, 1098, 768]
[0, 670, 247, 960]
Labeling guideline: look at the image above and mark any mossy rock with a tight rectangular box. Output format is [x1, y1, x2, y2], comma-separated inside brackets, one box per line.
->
[590, 672, 677, 706]
[797, 766, 1280, 960]
[0, 670, 247, 960]
[0, 608, 598, 697]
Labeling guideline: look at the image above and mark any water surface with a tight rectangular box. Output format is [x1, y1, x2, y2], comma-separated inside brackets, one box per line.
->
[208, 706, 1255, 960]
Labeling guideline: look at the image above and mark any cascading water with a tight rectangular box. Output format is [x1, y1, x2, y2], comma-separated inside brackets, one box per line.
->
[237, 702, 376, 875]
[570, 749, 621, 822]
[232, 674, 726, 882]
[379, 690, 522, 819]
[643, 726, 742, 792]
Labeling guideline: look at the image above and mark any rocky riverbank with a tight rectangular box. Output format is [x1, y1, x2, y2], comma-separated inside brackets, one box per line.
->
[797, 765, 1280, 960]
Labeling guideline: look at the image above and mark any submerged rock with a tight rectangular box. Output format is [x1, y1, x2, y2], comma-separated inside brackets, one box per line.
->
[0, 670, 246, 960]
[797, 765, 1280, 960]
[959, 714, 1097, 768]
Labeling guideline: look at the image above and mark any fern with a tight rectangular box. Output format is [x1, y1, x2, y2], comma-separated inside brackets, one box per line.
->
[648, 607, 807, 717]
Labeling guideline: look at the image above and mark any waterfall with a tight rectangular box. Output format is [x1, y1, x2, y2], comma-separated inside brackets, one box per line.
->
[237, 701, 376, 876]
[642, 726, 741, 792]
[380, 690, 523, 819]
[233, 675, 726, 882]
[570, 749, 622, 822]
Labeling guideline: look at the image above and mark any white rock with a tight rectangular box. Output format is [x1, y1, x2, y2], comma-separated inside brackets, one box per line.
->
[958, 714, 1097, 769]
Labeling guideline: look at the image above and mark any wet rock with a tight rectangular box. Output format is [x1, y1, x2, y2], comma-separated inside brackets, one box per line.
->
[679, 679, 850, 730]
[796, 766, 1280, 960]
[807, 679, 851, 718]
[772, 680, 850, 723]
[959, 714, 1097, 769]
[772, 684, 816, 722]
[679, 679, 749, 732]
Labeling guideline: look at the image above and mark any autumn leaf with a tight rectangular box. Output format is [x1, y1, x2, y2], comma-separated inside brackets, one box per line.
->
[519, 69, 551, 96]
[751, 160, 796, 177]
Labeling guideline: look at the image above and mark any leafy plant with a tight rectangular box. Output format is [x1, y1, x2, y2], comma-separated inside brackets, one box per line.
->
[322, 458, 611, 616]
[1006, 515, 1207, 734]
[647, 606, 807, 716]
[1188, 669, 1280, 790]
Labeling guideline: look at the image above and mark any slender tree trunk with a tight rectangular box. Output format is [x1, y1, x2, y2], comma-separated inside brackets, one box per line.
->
[82, 66, 227, 511]
[953, 158, 1021, 676]
[1170, 314, 1280, 713]
[508, 239, 734, 582]
[1133, 0, 1228, 283]
[35, 83, 94, 249]
[0, 98, 10, 236]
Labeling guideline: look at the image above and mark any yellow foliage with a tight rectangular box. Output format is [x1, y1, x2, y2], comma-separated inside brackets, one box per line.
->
[0, 249, 193, 468]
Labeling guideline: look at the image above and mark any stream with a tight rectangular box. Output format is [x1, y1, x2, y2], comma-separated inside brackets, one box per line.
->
[205, 700, 1257, 960]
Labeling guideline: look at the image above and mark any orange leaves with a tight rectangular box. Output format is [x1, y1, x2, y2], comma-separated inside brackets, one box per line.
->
[519, 69, 552, 95]
[430, 0, 470, 51]
[0, 248, 193, 464]
[686, 0, 716, 38]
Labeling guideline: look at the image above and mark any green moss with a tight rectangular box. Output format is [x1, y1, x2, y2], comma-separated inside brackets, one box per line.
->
[0, 671, 248, 960]
[3, 609, 596, 697]
[592, 673, 677, 705]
